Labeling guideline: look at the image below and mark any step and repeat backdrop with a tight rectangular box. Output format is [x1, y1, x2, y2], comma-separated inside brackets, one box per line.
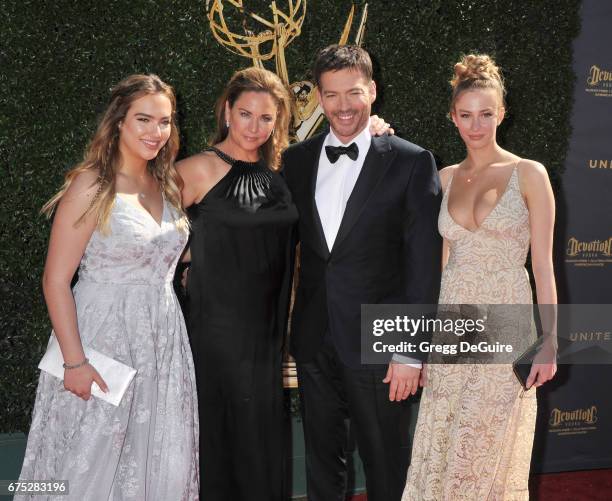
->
[532, 0, 612, 474]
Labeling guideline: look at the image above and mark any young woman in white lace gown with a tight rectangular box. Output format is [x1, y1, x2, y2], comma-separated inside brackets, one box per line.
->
[403, 55, 557, 500]
[16, 75, 199, 500]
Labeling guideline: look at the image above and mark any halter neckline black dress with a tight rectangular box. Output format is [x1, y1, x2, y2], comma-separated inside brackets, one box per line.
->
[187, 146, 297, 500]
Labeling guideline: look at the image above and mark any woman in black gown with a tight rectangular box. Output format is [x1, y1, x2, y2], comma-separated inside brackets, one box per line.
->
[177, 67, 297, 501]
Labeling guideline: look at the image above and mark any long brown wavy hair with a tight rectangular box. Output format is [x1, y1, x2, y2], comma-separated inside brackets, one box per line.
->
[42, 74, 187, 233]
[211, 67, 291, 170]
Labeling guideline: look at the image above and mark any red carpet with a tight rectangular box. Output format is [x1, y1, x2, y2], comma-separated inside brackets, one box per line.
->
[529, 469, 612, 501]
[345, 469, 612, 500]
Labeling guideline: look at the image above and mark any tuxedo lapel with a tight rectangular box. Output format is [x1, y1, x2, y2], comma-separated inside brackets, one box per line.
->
[331, 135, 396, 253]
[303, 133, 330, 259]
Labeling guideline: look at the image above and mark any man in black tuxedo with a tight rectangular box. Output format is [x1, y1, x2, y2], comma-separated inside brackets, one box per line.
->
[282, 45, 442, 501]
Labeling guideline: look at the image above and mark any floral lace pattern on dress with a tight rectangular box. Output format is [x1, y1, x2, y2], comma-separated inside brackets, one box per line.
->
[17, 196, 199, 501]
[403, 167, 537, 501]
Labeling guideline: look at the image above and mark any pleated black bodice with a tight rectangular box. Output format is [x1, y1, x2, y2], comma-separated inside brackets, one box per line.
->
[187, 147, 298, 366]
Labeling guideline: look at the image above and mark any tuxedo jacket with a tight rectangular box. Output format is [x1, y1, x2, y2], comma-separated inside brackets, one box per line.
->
[282, 132, 442, 368]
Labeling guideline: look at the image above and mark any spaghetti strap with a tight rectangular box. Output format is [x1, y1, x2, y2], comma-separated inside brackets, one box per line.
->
[442, 167, 457, 199]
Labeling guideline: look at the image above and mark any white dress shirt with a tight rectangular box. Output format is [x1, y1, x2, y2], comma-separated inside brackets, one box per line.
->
[315, 123, 372, 251]
[315, 123, 421, 369]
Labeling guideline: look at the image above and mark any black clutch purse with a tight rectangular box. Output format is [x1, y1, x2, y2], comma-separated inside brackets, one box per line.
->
[512, 337, 543, 390]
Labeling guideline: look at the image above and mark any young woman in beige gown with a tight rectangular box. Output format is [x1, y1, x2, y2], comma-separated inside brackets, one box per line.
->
[402, 54, 557, 501]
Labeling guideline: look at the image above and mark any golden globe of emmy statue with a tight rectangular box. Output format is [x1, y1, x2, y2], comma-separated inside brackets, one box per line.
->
[206, 0, 369, 141]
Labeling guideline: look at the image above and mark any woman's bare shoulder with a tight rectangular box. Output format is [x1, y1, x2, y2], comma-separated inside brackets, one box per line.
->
[516, 158, 548, 178]
[176, 150, 221, 182]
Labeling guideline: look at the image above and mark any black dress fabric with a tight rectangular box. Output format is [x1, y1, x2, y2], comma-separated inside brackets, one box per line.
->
[187, 147, 298, 500]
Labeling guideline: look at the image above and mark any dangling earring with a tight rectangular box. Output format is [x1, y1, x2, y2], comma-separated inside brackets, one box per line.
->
[226, 120, 230, 128]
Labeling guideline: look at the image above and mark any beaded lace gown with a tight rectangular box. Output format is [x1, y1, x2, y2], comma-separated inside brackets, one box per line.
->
[17, 195, 199, 501]
[402, 166, 537, 501]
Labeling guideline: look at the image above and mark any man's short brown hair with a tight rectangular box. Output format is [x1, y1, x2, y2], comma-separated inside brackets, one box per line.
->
[313, 44, 373, 87]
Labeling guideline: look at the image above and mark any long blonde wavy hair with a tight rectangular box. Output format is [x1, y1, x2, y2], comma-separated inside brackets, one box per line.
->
[42, 74, 187, 233]
[210, 67, 291, 170]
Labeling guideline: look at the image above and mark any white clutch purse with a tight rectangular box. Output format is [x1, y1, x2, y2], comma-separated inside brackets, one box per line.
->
[38, 334, 137, 406]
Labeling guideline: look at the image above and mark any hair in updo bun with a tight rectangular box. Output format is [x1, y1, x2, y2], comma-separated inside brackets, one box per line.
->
[450, 54, 506, 110]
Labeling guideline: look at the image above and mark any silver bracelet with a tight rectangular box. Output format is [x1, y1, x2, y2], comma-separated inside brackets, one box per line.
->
[63, 357, 89, 370]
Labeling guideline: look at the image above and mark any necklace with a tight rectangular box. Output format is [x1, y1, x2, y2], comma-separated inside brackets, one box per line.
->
[460, 164, 483, 183]
[462, 170, 479, 183]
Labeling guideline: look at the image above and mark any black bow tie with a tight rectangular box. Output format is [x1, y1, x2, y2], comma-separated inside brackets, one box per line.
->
[325, 142, 359, 163]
